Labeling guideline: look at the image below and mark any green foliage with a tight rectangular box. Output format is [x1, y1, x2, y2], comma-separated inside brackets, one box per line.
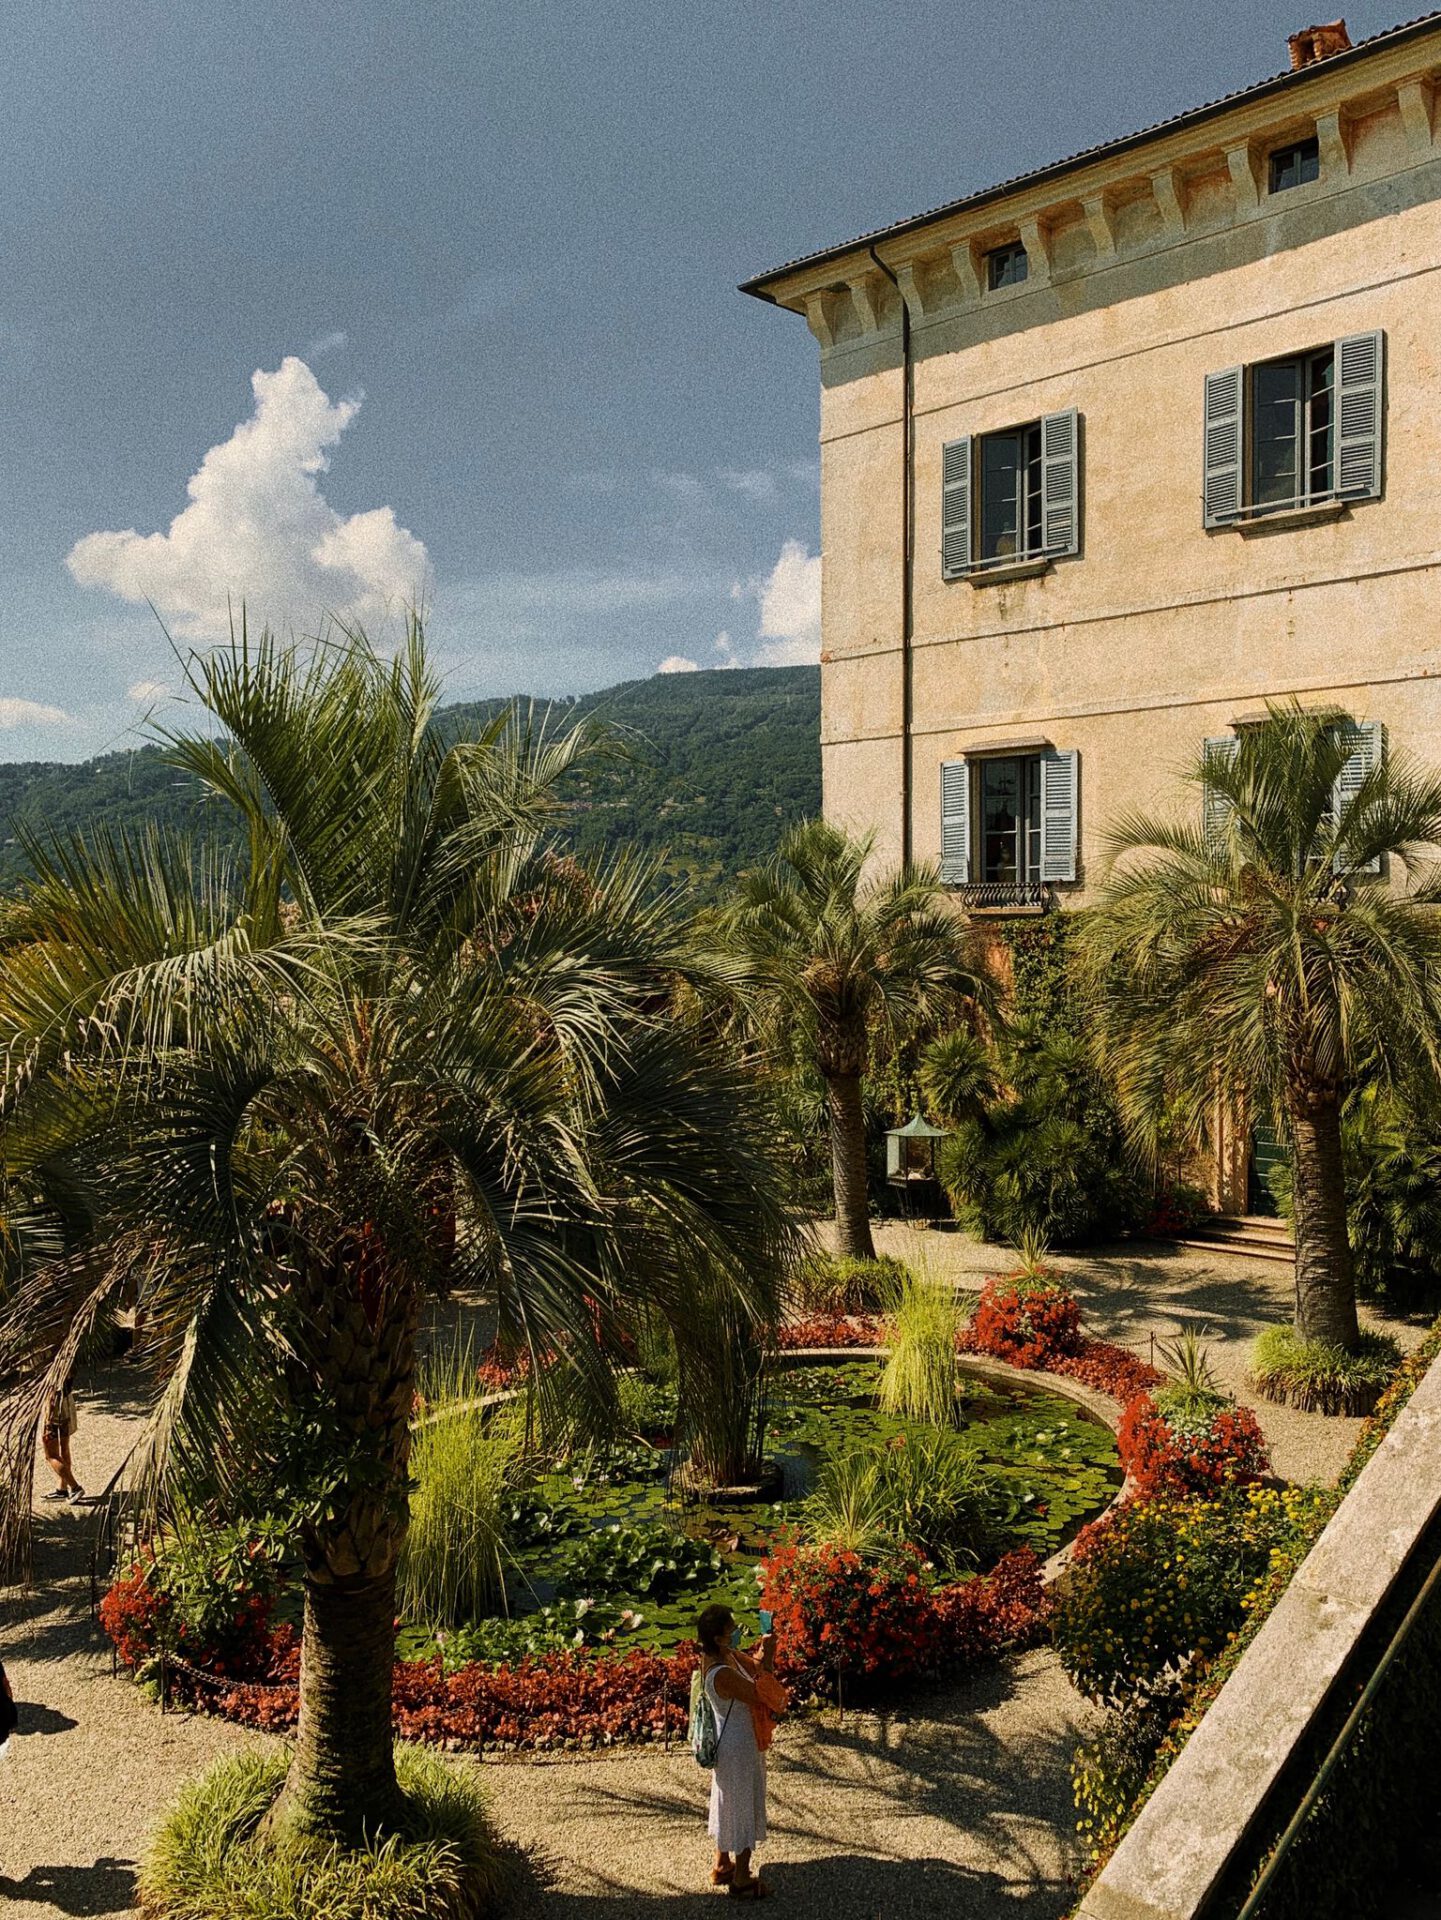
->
[133, 1513, 291, 1666]
[791, 1250, 908, 1317]
[1000, 918, 1084, 1034]
[878, 1270, 965, 1425]
[1343, 1095, 1441, 1312]
[549, 1520, 723, 1601]
[1071, 1684, 1184, 1869]
[0, 666, 822, 903]
[1249, 1324, 1401, 1415]
[401, 1362, 513, 1629]
[804, 1427, 1013, 1574]
[918, 1028, 1000, 1126]
[1154, 1326, 1220, 1400]
[940, 1025, 1144, 1246]
[139, 1746, 505, 1920]
[1053, 1486, 1331, 1709]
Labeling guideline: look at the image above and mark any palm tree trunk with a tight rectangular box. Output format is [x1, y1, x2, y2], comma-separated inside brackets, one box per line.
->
[271, 1562, 405, 1843]
[826, 1070, 875, 1261]
[1288, 1089, 1360, 1350]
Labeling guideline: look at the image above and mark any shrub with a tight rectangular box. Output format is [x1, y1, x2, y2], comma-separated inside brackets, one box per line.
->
[967, 1275, 1082, 1369]
[777, 1312, 886, 1350]
[1071, 1683, 1184, 1868]
[878, 1270, 965, 1423]
[1052, 1486, 1329, 1708]
[1117, 1392, 1270, 1499]
[1141, 1182, 1211, 1239]
[792, 1250, 909, 1318]
[939, 1025, 1146, 1246]
[1047, 1338, 1163, 1404]
[1249, 1324, 1401, 1416]
[99, 1519, 287, 1678]
[402, 1358, 513, 1628]
[804, 1428, 1011, 1574]
[758, 1538, 1046, 1689]
[139, 1745, 505, 1920]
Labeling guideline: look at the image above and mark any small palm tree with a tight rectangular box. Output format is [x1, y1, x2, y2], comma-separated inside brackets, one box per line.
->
[1084, 703, 1441, 1350]
[0, 621, 792, 1848]
[723, 819, 989, 1259]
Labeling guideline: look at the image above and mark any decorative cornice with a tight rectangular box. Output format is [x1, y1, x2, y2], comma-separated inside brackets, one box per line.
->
[756, 36, 1441, 344]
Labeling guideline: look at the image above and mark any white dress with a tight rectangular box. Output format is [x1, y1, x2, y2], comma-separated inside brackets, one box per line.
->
[704, 1656, 767, 1854]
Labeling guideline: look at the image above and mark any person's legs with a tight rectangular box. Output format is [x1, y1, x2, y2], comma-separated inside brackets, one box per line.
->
[41, 1427, 68, 1495]
[58, 1430, 82, 1495]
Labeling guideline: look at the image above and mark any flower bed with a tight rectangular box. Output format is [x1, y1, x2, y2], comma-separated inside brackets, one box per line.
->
[964, 1276, 1082, 1369]
[1117, 1392, 1269, 1500]
[108, 1544, 1047, 1752]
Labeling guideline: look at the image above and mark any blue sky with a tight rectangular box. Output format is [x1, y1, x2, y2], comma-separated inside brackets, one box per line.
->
[0, 0, 1404, 759]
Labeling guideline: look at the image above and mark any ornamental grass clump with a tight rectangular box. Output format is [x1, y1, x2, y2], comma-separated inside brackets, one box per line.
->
[1249, 1323, 1401, 1416]
[401, 1353, 514, 1630]
[804, 1427, 1009, 1573]
[140, 1745, 506, 1920]
[790, 1250, 909, 1318]
[878, 1269, 964, 1425]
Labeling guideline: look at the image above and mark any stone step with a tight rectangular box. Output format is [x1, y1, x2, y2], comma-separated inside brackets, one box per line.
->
[1172, 1215, 1295, 1263]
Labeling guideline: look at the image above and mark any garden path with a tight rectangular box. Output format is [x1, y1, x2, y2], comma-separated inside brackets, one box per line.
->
[1, 1236, 1420, 1918]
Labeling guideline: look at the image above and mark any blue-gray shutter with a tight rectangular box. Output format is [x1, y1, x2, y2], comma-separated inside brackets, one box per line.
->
[1040, 747, 1079, 882]
[1203, 367, 1244, 527]
[940, 758, 970, 884]
[1333, 719, 1384, 875]
[1203, 734, 1240, 849]
[1040, 409, 1080, 557]
[941, 438, 972, 579]
[1335, 331, 1384, 500]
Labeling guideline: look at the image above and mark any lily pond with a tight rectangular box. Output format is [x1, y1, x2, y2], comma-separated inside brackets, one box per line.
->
[398, 1360, 1120, 1668]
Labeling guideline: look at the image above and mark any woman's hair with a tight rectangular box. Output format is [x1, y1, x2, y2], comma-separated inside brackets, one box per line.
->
[696, 1603, 734, 1654]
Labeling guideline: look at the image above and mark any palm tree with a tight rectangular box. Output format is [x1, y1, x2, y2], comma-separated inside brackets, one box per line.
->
[1083, 703, 1441, 1349]
[0, 621, 791, 1848]
[723, 819, 988, 1260]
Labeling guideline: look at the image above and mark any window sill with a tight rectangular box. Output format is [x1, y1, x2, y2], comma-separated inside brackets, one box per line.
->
[963, 556, 1053, 586]
[1214, 498, 1351, 536]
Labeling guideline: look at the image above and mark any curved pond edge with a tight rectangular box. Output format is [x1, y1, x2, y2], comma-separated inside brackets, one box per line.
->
[777, 1346, 1130, 1582]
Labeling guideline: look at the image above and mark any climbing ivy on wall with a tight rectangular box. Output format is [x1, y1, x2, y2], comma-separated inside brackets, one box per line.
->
[999, 915, 1085, 1034]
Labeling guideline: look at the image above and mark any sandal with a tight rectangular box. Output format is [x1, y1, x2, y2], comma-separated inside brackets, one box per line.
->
[729, 1874, 771, 1899]
[711, 1865, 736, 1887]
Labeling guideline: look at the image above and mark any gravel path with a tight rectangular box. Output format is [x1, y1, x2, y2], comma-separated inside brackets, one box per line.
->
[1, 1237, 1418, 1917]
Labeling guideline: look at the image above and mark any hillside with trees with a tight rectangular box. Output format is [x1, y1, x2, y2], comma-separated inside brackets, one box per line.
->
[0, 664, 821, 896]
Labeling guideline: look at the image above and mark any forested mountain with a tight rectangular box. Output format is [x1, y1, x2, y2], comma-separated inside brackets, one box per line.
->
[0, 665, 821, 897]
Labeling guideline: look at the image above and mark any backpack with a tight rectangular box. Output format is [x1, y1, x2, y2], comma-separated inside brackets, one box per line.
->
[688, 1665, 731, 1769]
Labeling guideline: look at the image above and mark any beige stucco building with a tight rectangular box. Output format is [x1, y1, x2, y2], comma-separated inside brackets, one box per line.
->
[744, 14, 1441, 918]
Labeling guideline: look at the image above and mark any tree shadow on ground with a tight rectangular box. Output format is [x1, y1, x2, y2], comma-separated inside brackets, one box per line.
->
[493, 1655, 1088, 1919]
[0, 1859, 137, 1914]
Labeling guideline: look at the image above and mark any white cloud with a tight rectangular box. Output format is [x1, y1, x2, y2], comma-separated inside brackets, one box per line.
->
[308, 328, 348, 357]
[0, 697, 72, 728]
[66, 356, 428, 641]
[750, 539, 821, 666]
[657, 654, 699, 674]
[718, 467, 778, 504]
[713, 632, 740, 670]
[127, 679, 171, 703]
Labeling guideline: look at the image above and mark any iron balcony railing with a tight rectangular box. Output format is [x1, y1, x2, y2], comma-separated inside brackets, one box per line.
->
[953, 881, 1051, 911]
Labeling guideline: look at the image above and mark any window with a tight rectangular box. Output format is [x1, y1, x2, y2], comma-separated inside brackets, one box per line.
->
[1203, 331, 1383, 527]
[941, 411, 1079, 578]
[980, 424, 1043, 562]
[1252, 347, 1334, 507]
[1269, 136, 1320, 193]
[986, 240, 1028, 290]
[979, 756, 1042, 884]
[939, 748, 1079, 900]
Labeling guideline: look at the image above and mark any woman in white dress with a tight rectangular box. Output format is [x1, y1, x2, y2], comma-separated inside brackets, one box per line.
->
[697, 1602, 776, 1899]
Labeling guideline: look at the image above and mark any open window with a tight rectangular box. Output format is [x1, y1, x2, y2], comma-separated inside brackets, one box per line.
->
[942, 411, 1080, 578]
[1203, 332, 1383, 526]
[940, 748, 1079, 904]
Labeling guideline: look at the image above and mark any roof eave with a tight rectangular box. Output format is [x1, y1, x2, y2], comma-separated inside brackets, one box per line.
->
[739, 9, 1441, 306]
